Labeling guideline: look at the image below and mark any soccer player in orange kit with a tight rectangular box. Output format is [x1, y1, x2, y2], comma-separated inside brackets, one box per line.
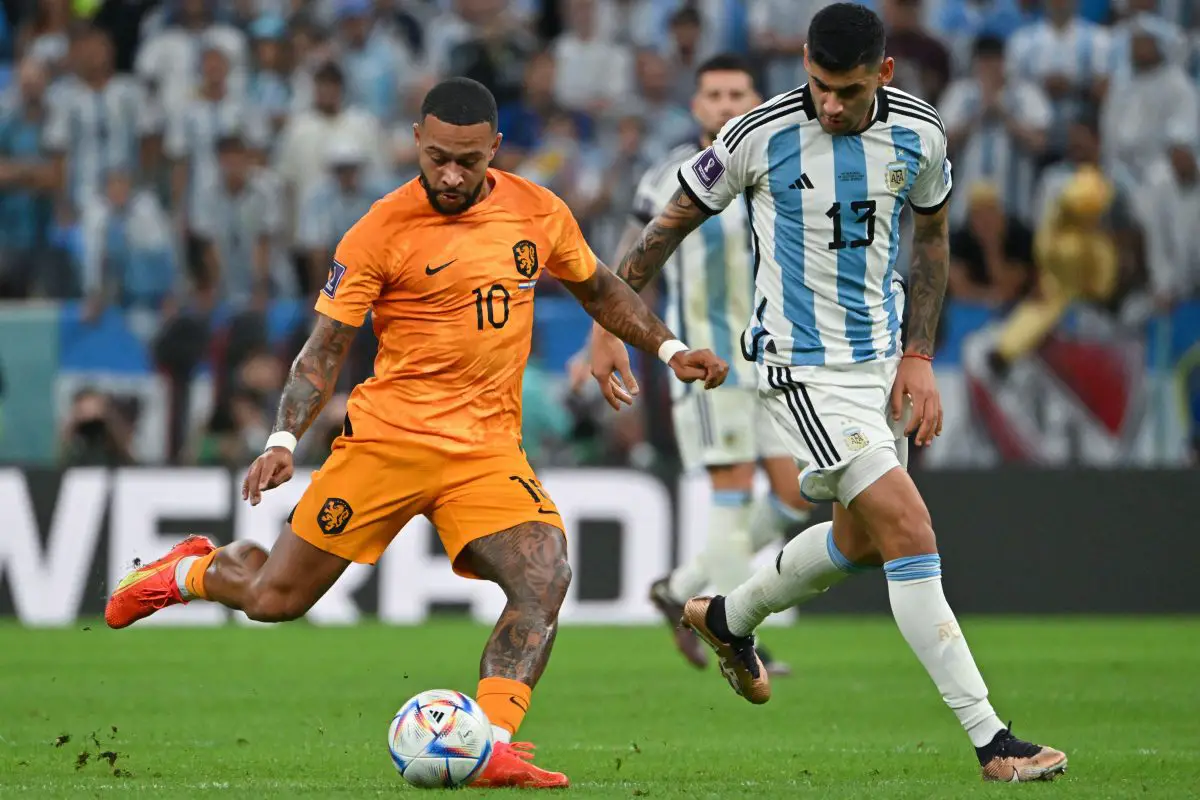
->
[104, 78, 728, 788]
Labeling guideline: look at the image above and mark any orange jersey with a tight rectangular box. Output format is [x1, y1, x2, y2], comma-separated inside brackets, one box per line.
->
[315, 169, 597, 451]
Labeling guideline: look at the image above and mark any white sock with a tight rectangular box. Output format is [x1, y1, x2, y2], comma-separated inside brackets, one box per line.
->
[747, 493, 811, 551]
[724, 521, 869, 637]
[668, 489, 753, 600]
[885, 555, 1006, 748]
[666, 556, 708, 604]
[702, 490, 755, 595]
[490, 725, 512, 744]
[176, 556, 199, 600]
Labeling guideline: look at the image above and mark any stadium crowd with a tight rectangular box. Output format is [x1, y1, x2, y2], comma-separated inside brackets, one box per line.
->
[1, 0, 1196, 467]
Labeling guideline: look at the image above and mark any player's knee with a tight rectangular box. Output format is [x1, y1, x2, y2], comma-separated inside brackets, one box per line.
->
[242, 585, 313, 623]
[875, 504, 936, 557]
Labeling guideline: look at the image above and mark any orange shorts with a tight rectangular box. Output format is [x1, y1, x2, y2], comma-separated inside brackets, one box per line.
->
[290, 433, 562, 578]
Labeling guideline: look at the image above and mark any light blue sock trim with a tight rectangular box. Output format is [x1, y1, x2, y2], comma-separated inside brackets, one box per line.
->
[825, 528, 877, 574]
[769, 492, 809, 523]
[713, 489, 752, 507]
[884, 554, 942, 582]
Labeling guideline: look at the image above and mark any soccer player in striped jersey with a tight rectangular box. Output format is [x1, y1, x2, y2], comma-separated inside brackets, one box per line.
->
[578, 54, 813, 675]
[587, 3, 1067, 783]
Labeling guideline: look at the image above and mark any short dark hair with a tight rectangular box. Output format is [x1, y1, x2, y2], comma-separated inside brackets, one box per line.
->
[695, 53, 756, 90]
[313, 61, 344, 87]
[972, 34, 1006, 60]
[807, 3, 886, 73]
[420, 78, 498, 131]
[670, 6, 702, 27]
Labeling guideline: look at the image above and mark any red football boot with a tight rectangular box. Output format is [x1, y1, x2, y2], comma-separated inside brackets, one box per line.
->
[471, 741, 569, 789]
[105, 535, 215, 629]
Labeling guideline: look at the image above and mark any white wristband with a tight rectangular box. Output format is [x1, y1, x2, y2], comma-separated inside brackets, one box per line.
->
[264, 431, 298, 453]
[657, 339, 689, 365]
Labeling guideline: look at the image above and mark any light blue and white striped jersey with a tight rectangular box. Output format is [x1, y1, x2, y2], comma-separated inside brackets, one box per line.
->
[632, 140, 756, 398]
[678, 85, 952, 368]
[43, 76, 156, 208]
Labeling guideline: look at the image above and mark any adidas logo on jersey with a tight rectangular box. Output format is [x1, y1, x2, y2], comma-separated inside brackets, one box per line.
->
[788, 173, 815, 191]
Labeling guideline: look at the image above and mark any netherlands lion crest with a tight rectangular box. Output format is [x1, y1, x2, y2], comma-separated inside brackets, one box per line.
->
[885, 161, 907, 194]
[512, 240, 539, 278]
[317, 497, 353, 536]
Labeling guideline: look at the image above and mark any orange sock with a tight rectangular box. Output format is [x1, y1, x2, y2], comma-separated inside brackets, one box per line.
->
[184, 549, 220, 601]
[476, 677, 532, 740]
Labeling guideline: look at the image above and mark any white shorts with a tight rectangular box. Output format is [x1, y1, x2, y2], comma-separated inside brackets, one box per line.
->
[758, 359, 910, 506]
[673, 386, 792, 471]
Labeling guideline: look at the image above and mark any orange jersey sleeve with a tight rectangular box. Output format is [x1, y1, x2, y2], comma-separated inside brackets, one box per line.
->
[543, 195, 598, 283]
[315, 203, 397, 326]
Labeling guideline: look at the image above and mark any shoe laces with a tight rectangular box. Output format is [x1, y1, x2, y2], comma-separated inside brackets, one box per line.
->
[729, 636, 762, 679]
[993, 723, 1042, 759]
[506, 741, 536, 762]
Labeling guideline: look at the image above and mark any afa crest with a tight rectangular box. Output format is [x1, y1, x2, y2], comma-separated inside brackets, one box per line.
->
[885, 161, 908, 194]
[512, 240, 539, 278]
[843, 427, 870, 452]
[317, 497, 353, 536]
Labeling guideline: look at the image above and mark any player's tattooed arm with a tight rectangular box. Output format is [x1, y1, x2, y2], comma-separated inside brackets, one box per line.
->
[906, 203, 951, 357]
[561, 263, 676, 354]
[615, 188, 710, 292]
[272, 313, 357, 439]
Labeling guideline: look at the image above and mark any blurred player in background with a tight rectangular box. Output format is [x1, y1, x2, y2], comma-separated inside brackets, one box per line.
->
[588, 4, 1067, 784]
[105, 78, 728, 790]
[572, 54, 813, 675]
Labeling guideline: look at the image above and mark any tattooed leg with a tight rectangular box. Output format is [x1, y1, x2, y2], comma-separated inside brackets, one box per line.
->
[459, 522, 572, 686]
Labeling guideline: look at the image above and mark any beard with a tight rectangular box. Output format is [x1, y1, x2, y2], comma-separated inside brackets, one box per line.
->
[419, 173, 485, 215]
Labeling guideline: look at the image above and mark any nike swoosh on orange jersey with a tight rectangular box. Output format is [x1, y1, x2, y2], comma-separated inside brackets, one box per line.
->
[425, 259, 458, 275]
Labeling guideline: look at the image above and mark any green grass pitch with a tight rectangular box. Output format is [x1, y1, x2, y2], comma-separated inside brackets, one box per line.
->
[1, 617, 1198, 798]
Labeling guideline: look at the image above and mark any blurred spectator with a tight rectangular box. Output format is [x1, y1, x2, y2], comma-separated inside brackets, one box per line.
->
[571, 112, 653, 259]
[1005, 0, 1111, 155]
[884, 0, 953, 102]
[749, 0, 818, 98]
[941, 35, 1050, 228]
[80, 170, 177, 319]
[595, 0, 661, 50]
[165, 45, 269, 227]
[446, 1, 535, 107]
[286, 15, 335, 114]
[336, 0, 419, 125]
[274, 61, 388, 280]
[991, 166, 1119, 372]
[0, 57, 60, 297]
[1034, 111, 1143, 280]
[551, 0, 633, 116]
[296, 139, 392, 293]
[247, 15, 293, 137]
[664, 5, 706, 107]
[948, 181, 1034, 304]
[59, 387, 135, 466]
[521, 352, 571, 467]
[1101, 20, 1199, 185]
[932, 0, 1032, 73]
[513, 107, 590, 199]
[44, 27, 154, 221]
[190, 134, 288, 309]
[16, 0, 70, 79]
[630, 51, 694, 160]
[1136, 136, 1200, 308]
[135, 0, 248, 120]
[494, 50, 592, 172]
[425, 0, 496, 77]
[1110, 0, 1187, 80]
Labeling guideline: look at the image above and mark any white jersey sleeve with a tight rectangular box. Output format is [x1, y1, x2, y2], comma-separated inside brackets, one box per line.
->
[677, 119, 756, 214]
[908, 123, 953, 215]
